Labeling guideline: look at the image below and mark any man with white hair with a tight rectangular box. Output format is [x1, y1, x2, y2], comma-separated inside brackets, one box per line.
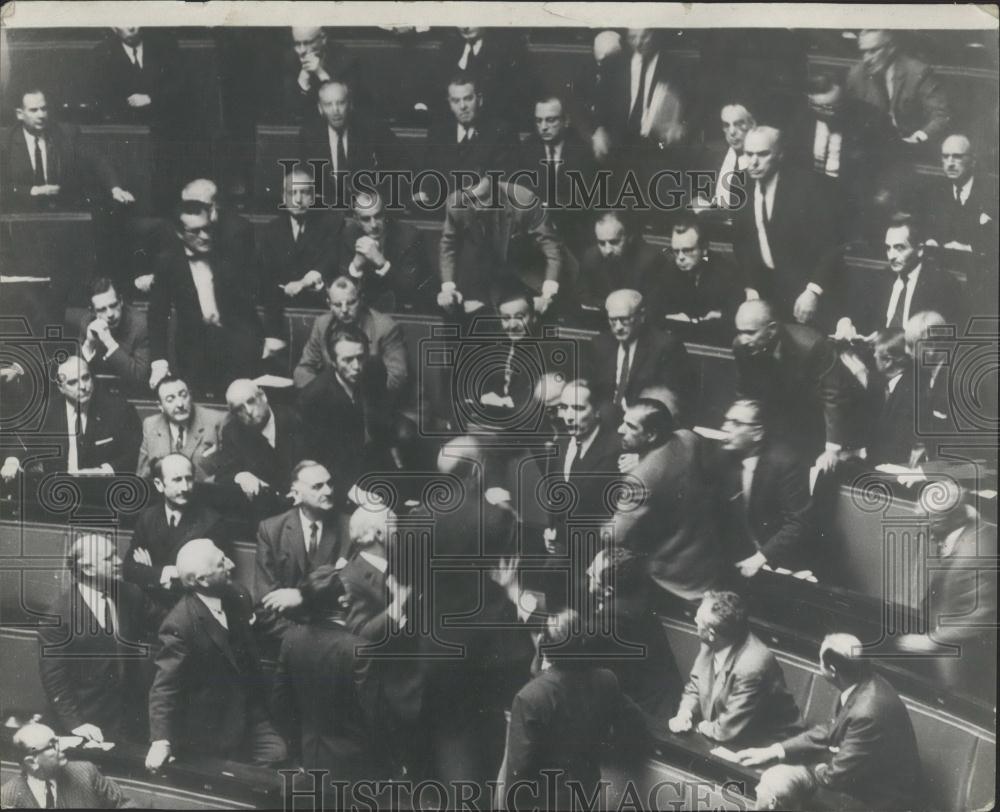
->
[2, 721, 136, 808]
[922, 133, 997, 254]
[146, 538, 286, 770]
[735, 632, 922, 810]
[39, 533, 153, 744]
[282, 26, 360, 121]
[2, 355, 140, 481]
[731, 125, 841, 327]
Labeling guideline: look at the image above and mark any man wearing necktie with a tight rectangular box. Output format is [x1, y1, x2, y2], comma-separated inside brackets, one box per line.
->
[1, 722, 136, 809]
[735, 633, 922, 811]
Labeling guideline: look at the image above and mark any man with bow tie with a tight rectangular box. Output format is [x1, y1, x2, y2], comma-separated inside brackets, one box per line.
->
[147, 202, 280, 397]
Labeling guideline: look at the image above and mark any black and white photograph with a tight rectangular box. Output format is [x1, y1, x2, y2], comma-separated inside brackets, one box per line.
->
[0, 2, 996, 809]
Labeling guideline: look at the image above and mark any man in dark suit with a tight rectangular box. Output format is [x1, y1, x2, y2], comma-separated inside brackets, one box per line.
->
[340, 189, 434, 313]
[145, 539, 287, 769]
[732, 126, 841, 326]
[136, 377, 225, 482]
[846, 29, 952, 145]
[670, 591, 802, 746]
[896, 482, 997, 703]
[576, 211, 670, 320]
[271, 566, 391, 795]
[1, 355, 141, 479]
[2, 88, 136, 210]
[418, 71, 516, 203]
[734, 300, 867, 472]
[788, 71, 900, 240]
[258, 166, 345, 332]
[91, 27, 185, 127]
[437, 177, 565, 315]
[716, 399, 814, 577]
[147, 203, 278, 397]
[298, 326, 393, 497]
[607, 398, 723, 600]
[693, 102, 755, 209]
[2, 722, 136, 809]
[282, 26, 361, 122]
[584, 289, 696, 423]
[39, 534, 155, 745]
[841, 213, 964, 336]
[77, 277, 150, 395]
[255, 461, 345, 646]
[922, 133, 997, 254]
[216, 379, 305, 518]
[125, 454, 229, 612]
[662, 216, 744, 333]
[867, 330, 918, 466]
[297, 79, 408, 206]
[737, 633, 923, 811]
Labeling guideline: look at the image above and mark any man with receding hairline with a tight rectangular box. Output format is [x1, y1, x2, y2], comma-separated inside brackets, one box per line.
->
[282, 26, 361, 121]
[921, 133, 997, 254]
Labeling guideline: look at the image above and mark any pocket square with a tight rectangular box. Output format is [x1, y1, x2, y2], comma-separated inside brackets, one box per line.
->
[94, 437, 114, 446]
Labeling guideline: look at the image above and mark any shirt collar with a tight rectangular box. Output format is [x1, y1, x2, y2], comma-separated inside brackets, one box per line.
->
[713, 643, 734, 671]
[299, 509, 323, 537]
[259, 408, 276, 443]
[955, 176, 974, 200]
[359, 549, 388, 573]
[77, 580, 109, 604]
[895, 262, 922, 284]
[25, 774, 54, 806]
[165, 502, 183, 523]
[840, 683, 858, 707]
[22, 127, 44, 147]
[576, 425, 601, 458]
[196, 592, 224, 614]
[886, 371, 904, 393]
[742, 454, 759, 472]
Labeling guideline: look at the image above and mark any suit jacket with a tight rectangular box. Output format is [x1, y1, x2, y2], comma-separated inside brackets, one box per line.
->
[868, 367, 917, 466]
[544, 424, 624, 524]
[271, 619, 389, 780]
[297, 115, 409, 189]
[660, 253, 744, 326]
[1, 123, 120, 209]
[734, 323, 866, 456]
[135, 405, 225, 481]
[125, 498, 229, 597]
[731, 167, 841, 318]
[780, 674, 922, 810]
[292, 308, 409, 396]
[258, 209, 346, 334]
[422, 115, 516, 197]
[577, 239, 670, 319]
[607, 430, 722, 600]
[38, 582, 155, 740]
[846, 54, 951, 139]
[439, 182, 564, 299]
[339, 218, 434, 312]
[922, 173, 998, 253]
[677, 633, 803, 746]
[216, 404, 305, 499]
[849, 262, 964, 336]
[23, 386, 141, 475]
[717, 441, 813, 570]
[147, 236, 265, 382]
[148, 587, 267, 756]
[91, 32, 186, 129]
[585, 324, 697, 418]
[76, 305, 150, 394]
[1, 761, 136, 809]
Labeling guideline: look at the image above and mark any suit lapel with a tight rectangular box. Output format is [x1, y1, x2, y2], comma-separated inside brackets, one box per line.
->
[284, 514, 308, 574]
[189, 595, 239, 671]
[314, 521, 341, 567]
[12, 776, 40, 808]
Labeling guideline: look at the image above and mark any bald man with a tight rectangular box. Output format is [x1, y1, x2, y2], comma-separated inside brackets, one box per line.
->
[2, 722, 136, 808]
[179, 177, 255, 269]
[282, 26, 361, 121]
[731, 126, 841, 327]
[733, 300, 866, 472]
[146, 539, 286, 769]
[2, 355, 140, 480]
[39, 534, 154, 744]
[921, 133, 997, 254]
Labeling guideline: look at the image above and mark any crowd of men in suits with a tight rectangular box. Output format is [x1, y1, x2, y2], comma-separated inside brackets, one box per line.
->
[0, 23, 997, 811]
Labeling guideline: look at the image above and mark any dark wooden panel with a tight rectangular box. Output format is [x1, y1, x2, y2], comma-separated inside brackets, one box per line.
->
[78, 125, 153, 212]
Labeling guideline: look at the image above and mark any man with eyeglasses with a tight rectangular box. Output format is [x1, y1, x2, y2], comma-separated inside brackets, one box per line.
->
[2, 722, 136, 808]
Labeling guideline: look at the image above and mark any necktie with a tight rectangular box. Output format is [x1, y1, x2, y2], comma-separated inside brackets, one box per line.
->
[74, 407, 83, 438]
[502, 344, 515, 397]
[546, 144, 554, 162]
[335, 130, 347, 173]
[45, 781, 55, 809]
[953, 185, 964, 206]
[169, 511, 178, 528]
[100, 590, 114, 633]
[33, 136, 45, 185]
[174, 426, 186, 452]
[564, 438, 579, 482]
[307, 522, 319, 561]
[887, 273, 909, 330]
[293, 216, 305, 241]
[615, 344, 632, 406]
[130, 45, 141, 69]
[628, 56, 649, 135]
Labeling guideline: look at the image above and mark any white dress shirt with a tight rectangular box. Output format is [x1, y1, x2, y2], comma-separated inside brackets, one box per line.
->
[186, 251, 221, 325]
[615, 341, 637, 389]
[839, 683, 858, 709]
[563, 426, 600, 481]
[25, 774, 56, 808]
[629, 51, 659, 118]
[885, 264, 922, 327]
[359, 549, 388, 573]
[712, 643, 734, 676]
[165, 503, 183, 528]
[65, 401, 87, 473]
[457, 123, 476, 143]
[196, 593, 228, 629]
[714, 148, 750, 206]
[22, 128, 48, 182]
[886, 371, 904, 396]
[299, 510, 323, 555]
[122, 40, 144, 69]
[327, 127, 349, 174]
[260, 409, 277, 449]
[812, 120, 843, 178]
[754, 174, 778, 269]
[954, 176, 974, 206]
[77, 581, 117, 633]
[457, 38, 483, 70]
[741, 455, 759, 504]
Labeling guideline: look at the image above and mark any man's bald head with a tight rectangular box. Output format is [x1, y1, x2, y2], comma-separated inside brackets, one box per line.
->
[349, 504, 398, 548]
[735, 299, 776, 331]
[176, 538, 231, 593]
[605, 289, 644, 344]
[941, 133, 975, 184]
[734, 300, 780, 355]
[181, 178, 218, 206]
[55, 355, 93, 407]
[593, 30, 622, 63]
[13, 722, 66, 778]
[69, 533, 121, 583]
[437, 436, 481, 478]
[226, 379, 270, 429]
[744, 127, 783, 183]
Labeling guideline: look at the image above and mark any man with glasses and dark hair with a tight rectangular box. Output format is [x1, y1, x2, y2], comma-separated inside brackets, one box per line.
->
[77, 277, 151, 394]
[2, 722, 136, 808]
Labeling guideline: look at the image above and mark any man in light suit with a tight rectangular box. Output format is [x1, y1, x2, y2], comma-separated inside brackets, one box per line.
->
[136, 376, 225, 481]
[77, 278, 150, 396]
[1, 722, 136, 808]
[736, 633, 923, 811]
[669, 591, 802, 746]
[254, 461, 345, 646]
[1, 356, 141, 481]
[605, 398, 723, 600]
[39, 534, 156, 745]
[846, 29, 952, 145]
